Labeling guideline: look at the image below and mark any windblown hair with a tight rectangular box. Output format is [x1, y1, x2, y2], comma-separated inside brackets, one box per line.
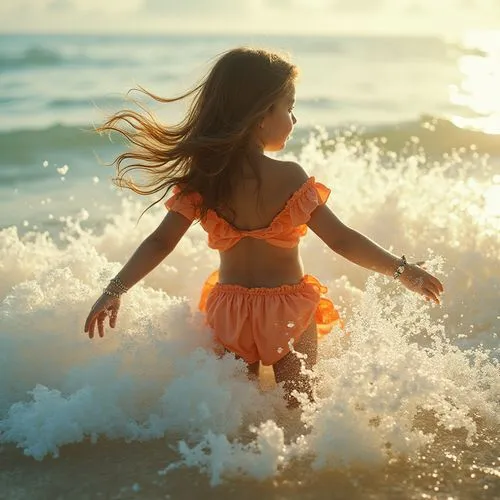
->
[100, 47, 298, 219]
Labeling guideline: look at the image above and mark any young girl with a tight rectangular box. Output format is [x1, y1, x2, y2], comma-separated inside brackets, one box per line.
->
[84, 47, 444, 407]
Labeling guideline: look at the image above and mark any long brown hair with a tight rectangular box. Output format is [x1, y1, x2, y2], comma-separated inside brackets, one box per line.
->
[99, 47, 298, 219]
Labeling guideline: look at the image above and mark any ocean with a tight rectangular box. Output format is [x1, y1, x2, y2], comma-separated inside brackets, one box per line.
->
[0, 33, 499, 499]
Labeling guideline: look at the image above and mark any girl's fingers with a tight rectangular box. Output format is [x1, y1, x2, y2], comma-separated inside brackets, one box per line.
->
[426, 276, 444, 298]
[418, 264, 444, 293]
[426, 281, 440, 298]
[432, 276, 444, 293]
[85, 309, 100, 333]
[403, 274, 441, 304]
[109, 308, 118, 328]
[98, 314, 105, 337]
[423, 287, 440, 304]
[87, 315, 97, 339]
[86, 308, 104, 338]
[85, 297, 120, 339]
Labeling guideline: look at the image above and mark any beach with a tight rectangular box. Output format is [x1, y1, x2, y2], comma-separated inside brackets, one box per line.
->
[0, 33, 499, 499]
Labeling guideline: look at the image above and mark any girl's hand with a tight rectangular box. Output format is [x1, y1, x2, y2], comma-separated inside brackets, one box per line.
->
[84, 293, 120, 339]
[398, 263, 444, 304]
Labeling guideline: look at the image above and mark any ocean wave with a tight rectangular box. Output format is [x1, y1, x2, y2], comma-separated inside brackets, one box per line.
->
[0, 45, 130, 71]
[0, 124, 117, 165]
[294, 115, 500, 158]
[0, 47, 64, 70]
[48, 95, 126, 109]
[360, 115, 500, 156]
[1, 116, 499, 168]
[0, 135, 498, 495]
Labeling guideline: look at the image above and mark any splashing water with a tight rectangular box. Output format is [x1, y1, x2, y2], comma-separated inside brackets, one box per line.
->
[0, 132, 499, 497]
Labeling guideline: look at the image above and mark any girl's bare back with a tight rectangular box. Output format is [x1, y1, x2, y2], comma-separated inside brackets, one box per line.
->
[217, 156, 309, 288]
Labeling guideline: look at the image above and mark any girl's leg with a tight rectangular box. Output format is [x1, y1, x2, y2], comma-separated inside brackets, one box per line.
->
[272, 321, 318, 408]
[247, 361, 260, 381]
[225, 348, 260, 380]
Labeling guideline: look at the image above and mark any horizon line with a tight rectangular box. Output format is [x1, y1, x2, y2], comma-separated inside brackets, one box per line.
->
[0, 29, 458, 39]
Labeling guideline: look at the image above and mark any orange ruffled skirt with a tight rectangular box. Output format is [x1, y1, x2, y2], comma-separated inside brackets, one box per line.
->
[198, 271, 341, 366]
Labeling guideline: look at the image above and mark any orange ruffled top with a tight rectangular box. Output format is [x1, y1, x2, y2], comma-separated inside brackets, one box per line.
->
[165, 177, 331, 251]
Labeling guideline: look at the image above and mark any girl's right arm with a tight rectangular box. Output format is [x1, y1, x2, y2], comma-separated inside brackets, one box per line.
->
[308, 204, 444, 303]
[84, 211, 192, 338]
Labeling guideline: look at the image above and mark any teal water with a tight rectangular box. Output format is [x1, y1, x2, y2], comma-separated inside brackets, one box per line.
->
[1, 33, 499, 228]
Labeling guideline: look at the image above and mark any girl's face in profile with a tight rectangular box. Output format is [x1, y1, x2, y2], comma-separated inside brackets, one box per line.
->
[259, 85, 297, 152]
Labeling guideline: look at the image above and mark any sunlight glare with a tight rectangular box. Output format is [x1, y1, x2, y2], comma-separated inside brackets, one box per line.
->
[449, 30, 500, 134]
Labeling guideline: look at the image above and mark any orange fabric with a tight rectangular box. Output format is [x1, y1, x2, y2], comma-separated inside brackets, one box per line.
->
[199, 271, 342, 365]
[164, 188, 202, 222]
[165, 177, 330, 250]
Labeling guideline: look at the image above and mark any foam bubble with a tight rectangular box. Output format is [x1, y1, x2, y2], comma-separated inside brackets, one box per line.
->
[57, 164, 69, 175]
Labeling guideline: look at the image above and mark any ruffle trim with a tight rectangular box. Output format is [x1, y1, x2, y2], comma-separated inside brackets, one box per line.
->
[198, 271, 341, 336]
[164, 187, 201, 222]
[202, 177, 330, 250]
[280, 176, 330, 227]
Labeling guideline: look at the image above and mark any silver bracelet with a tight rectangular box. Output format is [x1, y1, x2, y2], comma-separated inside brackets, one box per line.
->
[110, 277, 129, 293]
[393, 255, 408, 279]
[103, 287, 121, 298]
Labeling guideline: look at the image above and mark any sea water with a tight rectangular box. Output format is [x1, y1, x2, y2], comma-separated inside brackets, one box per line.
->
[0, 33, 499, 499]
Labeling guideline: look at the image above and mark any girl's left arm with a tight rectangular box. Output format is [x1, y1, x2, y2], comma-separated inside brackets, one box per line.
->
[84, 211, 191, 338]
[308, 204, 444, 303]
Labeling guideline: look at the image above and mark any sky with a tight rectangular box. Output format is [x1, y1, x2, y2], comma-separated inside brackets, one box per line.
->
[0, 0, 499, 35]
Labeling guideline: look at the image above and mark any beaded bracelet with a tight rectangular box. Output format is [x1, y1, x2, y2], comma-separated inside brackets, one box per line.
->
[393, 255, 408, 279]
[110, 277, 129, 293]
[103, 287, 121, 298]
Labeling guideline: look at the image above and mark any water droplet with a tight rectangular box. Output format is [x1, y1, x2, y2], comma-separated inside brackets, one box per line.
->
[42, 160, 48, 168]
[287, 321, 295, 328]
[277, 347, 283, 354]
[57, 164, 69, 175]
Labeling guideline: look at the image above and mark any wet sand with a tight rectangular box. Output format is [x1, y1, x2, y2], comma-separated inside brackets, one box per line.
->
[0, 438, 362, 500]
[1, 426, 499, 500]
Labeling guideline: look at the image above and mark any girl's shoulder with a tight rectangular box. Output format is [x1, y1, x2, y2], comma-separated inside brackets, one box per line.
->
[265, 158, 310, 195]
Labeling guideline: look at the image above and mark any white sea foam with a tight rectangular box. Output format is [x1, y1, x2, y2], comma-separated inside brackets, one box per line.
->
[0, 134, 498, 484]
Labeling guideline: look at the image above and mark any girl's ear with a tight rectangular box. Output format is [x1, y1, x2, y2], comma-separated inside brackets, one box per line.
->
[259, 105, 274, 129]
